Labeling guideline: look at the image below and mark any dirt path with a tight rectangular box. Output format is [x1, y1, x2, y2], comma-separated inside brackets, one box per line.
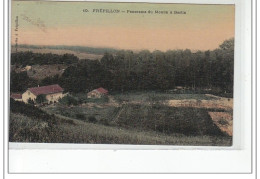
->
[165, 97, 233, 110]
[165, 94, 233, 136]
[208, 112, 233, 136]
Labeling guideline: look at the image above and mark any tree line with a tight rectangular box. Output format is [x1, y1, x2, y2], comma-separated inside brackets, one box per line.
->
[15, 44, 119, 55]
[11, 52, 79, 66]
[10, 38, 234, 95]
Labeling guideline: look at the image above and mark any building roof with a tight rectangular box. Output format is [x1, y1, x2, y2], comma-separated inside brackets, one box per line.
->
[88, 87, 108, 95]
[95, 87, 108, 94]
[11, 93, 22, 99]
[28, 84, 64, 96]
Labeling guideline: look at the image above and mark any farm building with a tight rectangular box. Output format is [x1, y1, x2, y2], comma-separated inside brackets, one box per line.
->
[87, 87, 108, 98]
[22, 84, 64, 104]
[10, 93, 23, 102]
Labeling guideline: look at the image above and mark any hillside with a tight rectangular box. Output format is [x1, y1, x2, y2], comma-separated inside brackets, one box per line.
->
[11, 47, 103, 60]
[9, 93, 232, 145]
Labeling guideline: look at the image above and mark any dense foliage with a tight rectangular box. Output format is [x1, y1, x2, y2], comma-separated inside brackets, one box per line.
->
[60, 38, 234, 93]
[11, 52, 79, 66]
[36, 94, 47, 104]
[58, 95, 82, 106]
[11, 38, 234, 95]
[10, 71, 38, 92]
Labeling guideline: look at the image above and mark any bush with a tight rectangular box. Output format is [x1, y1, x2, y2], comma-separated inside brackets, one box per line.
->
[76, 113, 86, 121]
[59, 95, 80, 106]
[27, 98, 35, 105]
[99, 118, 110, 126]
[65, 119, 76, 125]
[36, 94, 47, 104]
[88, 116, 97, 123]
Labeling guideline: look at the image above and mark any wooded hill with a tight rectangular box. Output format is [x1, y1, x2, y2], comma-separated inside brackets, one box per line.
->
[10, 38, 234, 95]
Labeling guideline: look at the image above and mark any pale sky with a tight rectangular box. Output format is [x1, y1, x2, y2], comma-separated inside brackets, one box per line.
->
[11, 1, 235, 51]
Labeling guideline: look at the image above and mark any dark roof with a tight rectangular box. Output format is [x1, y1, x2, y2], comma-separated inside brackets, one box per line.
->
[28, 84, 64, 96]
[11, 93, 22, 99]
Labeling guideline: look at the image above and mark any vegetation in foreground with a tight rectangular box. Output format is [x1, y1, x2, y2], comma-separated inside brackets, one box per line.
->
[10, 112, 231, 145]
[9, 94, 232, 146]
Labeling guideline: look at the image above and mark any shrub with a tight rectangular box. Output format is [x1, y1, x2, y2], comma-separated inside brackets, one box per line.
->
[36, 94, 47, 104]
[76, 113, 86, 121]
[88, 116, 97, 123]
[99, 118, 110, 126]
[65, 119, 76, 125]
[59, 95, 79, 106]
[27, 98, 35, 105]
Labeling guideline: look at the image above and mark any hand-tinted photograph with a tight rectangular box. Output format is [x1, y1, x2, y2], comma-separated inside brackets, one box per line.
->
[10, 1, 234, 146]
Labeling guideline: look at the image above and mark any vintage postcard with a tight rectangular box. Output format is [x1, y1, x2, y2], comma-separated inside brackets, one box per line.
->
[10, 0, 235, 146]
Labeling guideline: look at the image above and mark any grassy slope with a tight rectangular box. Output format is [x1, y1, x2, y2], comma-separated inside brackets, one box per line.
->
[58, 115, 232, 146]
[10, 112, 231, 146]
[10, 93, 232, 146]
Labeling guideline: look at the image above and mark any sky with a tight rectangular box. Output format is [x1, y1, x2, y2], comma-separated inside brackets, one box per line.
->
[11, 1, 235, 51]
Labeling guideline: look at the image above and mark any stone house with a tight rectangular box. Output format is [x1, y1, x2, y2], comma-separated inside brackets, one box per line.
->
[22, 84, 64, 104]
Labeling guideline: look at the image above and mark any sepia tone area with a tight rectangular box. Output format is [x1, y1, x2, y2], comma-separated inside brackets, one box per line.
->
[10, 1, 234, 146]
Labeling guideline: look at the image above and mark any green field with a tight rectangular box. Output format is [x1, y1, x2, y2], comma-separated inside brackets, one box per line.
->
[112, 92, 218, 102]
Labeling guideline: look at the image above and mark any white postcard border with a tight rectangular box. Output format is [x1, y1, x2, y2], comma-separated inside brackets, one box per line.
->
[3, 0, 253, 174]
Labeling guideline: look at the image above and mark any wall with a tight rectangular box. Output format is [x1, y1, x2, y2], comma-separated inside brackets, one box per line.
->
[46, 92, 64, 103]
[22, 90, 37, 103]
